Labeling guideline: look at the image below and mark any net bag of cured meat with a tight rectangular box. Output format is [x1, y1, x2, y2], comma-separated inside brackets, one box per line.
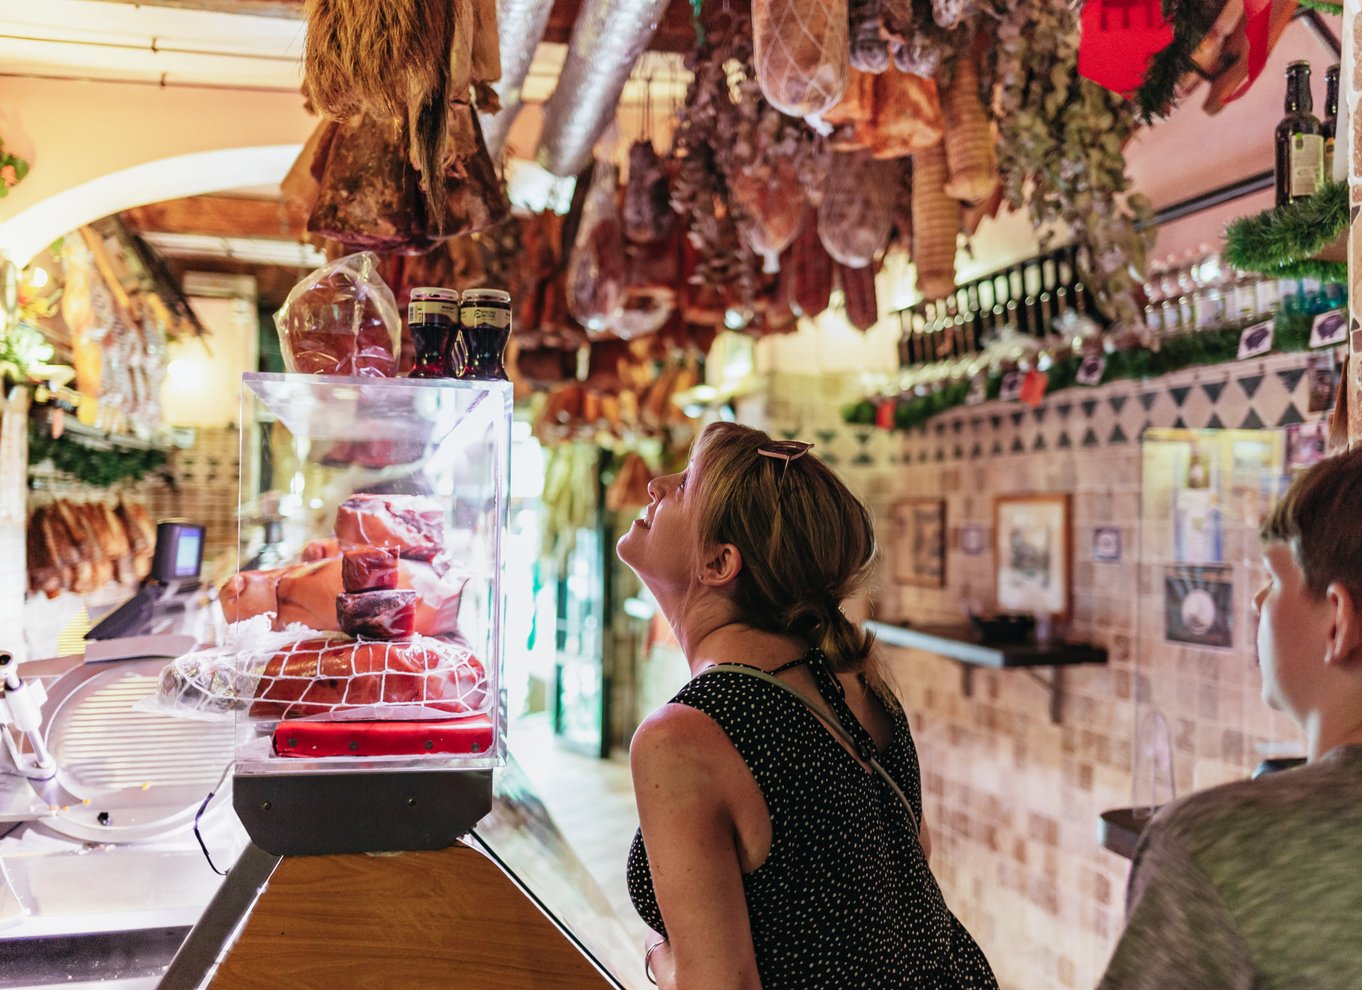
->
[149, 617, 490, 723]
[274, 251, 402, 377]
[753, 0, 849, 118]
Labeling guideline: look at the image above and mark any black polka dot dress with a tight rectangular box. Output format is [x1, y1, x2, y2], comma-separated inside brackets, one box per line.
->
[627, 649, 997, 988]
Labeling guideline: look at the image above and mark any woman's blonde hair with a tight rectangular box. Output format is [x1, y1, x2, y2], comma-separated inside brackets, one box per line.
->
[687, 422, 878, 673]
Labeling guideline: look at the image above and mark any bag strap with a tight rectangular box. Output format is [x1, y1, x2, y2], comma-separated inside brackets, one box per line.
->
[701, 663, 920, 836]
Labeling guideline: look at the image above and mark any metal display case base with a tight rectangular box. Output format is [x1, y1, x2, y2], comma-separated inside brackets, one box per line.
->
[233, 769, 493, 857]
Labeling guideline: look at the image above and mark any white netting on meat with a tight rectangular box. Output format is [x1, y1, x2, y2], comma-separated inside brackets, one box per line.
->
[147, 616, 490, 723]
[753, 0, 849, 118]
[817, 152, 897, 268]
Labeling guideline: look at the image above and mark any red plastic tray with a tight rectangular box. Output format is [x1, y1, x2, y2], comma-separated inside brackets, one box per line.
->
[272, 715, 495, 758]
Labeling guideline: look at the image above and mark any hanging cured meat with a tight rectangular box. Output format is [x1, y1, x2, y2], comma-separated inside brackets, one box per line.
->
[817, 152, 897, 269]
[865, 71, 943, 159]
[849, 0, 891, 73]
[566, 161, 627, 334]
[753, 0, 849, 117]
[910, 142, 960, 300]
[309, 114, 426, 252]
[791, 207, 834, 318]
[729, 148, 805, 274]
[622, 140, 675, 245]
[838, 262, 880, 331]
[941, 43, 998, 204]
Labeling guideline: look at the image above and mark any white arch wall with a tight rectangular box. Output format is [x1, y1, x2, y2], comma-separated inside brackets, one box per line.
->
[0, 76, 315, 265]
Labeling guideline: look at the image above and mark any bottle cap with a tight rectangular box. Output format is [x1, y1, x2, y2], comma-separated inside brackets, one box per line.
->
[461, 288, 511, 304]
[411, 287, 460, 302]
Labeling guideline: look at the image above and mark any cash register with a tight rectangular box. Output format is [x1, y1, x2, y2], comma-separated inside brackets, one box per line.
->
[85, 520, 206, 654]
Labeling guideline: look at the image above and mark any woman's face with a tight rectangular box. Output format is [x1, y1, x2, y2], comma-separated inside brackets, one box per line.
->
[616, 464, 695, 596]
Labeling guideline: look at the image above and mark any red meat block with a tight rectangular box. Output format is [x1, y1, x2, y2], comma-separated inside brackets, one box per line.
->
[337, 589, 417, 640]
[342, 546, 400, 592]
[334, 494, 445, 561]
[249, 637, 488, 720]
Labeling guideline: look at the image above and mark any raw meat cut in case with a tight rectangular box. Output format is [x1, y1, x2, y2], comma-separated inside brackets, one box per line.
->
[337, 589, 417, 640]
[223, 556, 464, 637]
[342, 546, 400, 592]
[248, 636, 489, 720]
[275, 558, 346, 630]
[302, 538, 341, 562]
[335, 494, 445, 561]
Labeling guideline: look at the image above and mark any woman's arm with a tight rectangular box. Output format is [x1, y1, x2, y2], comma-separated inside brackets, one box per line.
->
[631, 704, 763, 990]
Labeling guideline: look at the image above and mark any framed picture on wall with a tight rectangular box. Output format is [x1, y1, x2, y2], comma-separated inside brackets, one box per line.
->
[994, 493, 1071, 619]
[891, 498, 946, 588]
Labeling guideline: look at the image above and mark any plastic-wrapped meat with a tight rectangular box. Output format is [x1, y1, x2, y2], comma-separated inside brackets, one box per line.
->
[248, 636, 489, 720]
[839, 262, 879, 330]
[566, 161, 627, 334]
[791, 206, 833, 318]
[342, 546, 400, 592]
[334, 494, 445, 561]
[622, 140, 674, 245]
[337, 590, 417, 639]
[753, 0, 849, 117]
[817, 152, 897, 268]
[275, 252, 401, 378]
[274, 559, 348, 631]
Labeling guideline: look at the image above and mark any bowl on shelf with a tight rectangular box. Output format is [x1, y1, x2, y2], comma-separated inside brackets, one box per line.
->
[968, 613, 1035, 645]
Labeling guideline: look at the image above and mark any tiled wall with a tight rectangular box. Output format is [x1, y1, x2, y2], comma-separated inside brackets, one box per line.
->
[145, 426, 241, 579]
[749, 349, 1322, 990]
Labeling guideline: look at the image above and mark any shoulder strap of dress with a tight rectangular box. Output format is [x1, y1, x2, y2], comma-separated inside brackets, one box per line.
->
[699, 662, 920, 835]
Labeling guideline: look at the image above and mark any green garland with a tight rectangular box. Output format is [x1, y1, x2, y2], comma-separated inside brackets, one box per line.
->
[28, 423, 169, 488]
[843, 309, 1324, 431]
[1298, 0, 1342, 13]
[1224, 182, 1348, 282]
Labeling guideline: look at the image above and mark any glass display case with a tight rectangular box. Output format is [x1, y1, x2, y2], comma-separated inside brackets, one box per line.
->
[149, 372, 512, 855]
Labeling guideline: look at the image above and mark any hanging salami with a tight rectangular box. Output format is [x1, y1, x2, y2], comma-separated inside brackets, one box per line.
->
[817, 152, 897, 269]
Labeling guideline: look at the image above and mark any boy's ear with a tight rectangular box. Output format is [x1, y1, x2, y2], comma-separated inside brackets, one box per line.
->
[698, 542, 743, 588]
[1324, 582, 1362, 670]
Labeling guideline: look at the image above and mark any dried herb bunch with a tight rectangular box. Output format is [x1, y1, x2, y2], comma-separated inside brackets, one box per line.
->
[988, 0, 1152, 329]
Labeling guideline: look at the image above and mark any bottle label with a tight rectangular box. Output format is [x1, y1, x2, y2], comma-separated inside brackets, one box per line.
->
[409, 299, 459, 323]
[462, 305, 511, 330]
[1325, 137, 1336, 182]
[1289, 133, 1325, 198]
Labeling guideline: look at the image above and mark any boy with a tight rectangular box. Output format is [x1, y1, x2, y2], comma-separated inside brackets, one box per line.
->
[1099, 447, 1362, 989]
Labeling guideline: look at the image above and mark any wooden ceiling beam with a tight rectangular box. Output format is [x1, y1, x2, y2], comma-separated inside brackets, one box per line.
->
[122, 195, 306, 241]
[91, 0, 701, 51]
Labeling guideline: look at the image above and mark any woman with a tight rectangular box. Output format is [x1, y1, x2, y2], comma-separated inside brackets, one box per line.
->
[618, 422, 995, 989]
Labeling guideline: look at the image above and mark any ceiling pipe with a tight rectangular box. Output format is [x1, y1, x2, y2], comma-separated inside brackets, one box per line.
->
[534, 0, 671, 177]
[478, 0, 557, 160]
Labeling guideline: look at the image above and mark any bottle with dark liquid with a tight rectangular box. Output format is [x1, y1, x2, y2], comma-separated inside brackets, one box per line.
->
[407, 287, 460, 379]
[1323, 63, 1340, 182]
[455, 288, 512, 381]
[1275, 61, 1324, 207]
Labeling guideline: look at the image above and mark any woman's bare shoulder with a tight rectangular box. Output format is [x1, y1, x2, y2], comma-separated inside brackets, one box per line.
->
[630, 702, 746, 794]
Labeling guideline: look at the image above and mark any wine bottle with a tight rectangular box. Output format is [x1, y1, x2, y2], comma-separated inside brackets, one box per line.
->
[1275, 61, 1324, 207]
[1324, 63, 1340, 182]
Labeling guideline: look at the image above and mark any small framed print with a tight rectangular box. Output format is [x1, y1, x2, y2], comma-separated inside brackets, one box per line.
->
[995, 493, 1071, 619]
[1093, 526, 1122, 563]
[1306, 351, 1339, 413]
[1285, 420, 1328, 474]
[961, 523, 987, 556]
[1238, 320, 1275, 360]
[1076, 354, 1107, 387]
[1309, 309, 1347, 349]
[1164, 564, 1234, 650]
[999, 371, 1023, 402]
[891, 498, 946, 588]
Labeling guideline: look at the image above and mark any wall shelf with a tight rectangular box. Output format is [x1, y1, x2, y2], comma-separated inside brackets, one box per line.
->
[866, 621, 1108, 724]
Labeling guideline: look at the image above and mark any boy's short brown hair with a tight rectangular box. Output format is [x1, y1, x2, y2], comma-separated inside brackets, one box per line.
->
[1261, 444, 1362, 600]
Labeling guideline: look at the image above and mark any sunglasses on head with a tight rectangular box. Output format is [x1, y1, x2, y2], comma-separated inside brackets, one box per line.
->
[757, 440, 813, 488]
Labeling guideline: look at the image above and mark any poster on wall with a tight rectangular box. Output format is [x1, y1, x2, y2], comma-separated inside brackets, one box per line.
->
[892, 498, 946, 587]
[1285, 420, 1328, 474]
[1309, 310, 1347, 349]
[1306, 351, 1339, 413]
[1093, 526, 1122, 562]
[961, 523, 987, 556]
[995, 494, 1070, 618]
[1164, 564, 1234, 649]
